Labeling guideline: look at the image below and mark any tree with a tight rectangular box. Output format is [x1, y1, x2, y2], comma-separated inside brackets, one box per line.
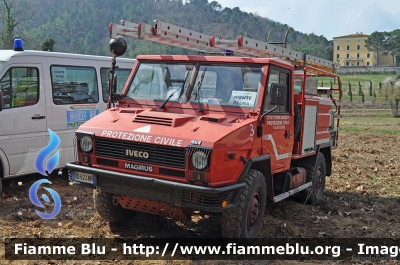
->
[0, 0, 33, 49]
[364, 31, 387, 66]
[209, 1, 222, 11]
[188, 0, 208, 9]
[40, 37, 55, 51]
[384, 30, 400, 66]
[379, 77, 400, 118]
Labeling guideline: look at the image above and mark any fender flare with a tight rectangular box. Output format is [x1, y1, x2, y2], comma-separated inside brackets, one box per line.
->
[237, 154, 274, 200]
[0, 147, 10, 178]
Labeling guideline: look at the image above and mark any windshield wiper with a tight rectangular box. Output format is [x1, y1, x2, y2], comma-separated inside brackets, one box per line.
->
[159, 68, 192, 109]
[195, 67, 207, 113]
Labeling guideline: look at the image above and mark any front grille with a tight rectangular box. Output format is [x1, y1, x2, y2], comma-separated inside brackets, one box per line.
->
[97, 158, 118, 167]
[95, 137, 186, 169]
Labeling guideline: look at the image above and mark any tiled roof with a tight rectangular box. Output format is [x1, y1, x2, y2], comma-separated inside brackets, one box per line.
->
[333, 33, 369, 39]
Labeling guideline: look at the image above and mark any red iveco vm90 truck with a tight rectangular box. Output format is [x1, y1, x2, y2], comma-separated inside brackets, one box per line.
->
[67, 20, 342, 238]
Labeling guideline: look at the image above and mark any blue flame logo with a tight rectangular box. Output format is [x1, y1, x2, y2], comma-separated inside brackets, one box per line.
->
[34, 129, 60, 176]
[29, 179, 62, 219]
[30, 128, 62, 219]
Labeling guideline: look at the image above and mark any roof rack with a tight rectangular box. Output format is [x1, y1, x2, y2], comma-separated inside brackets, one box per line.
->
[110, 20, 339, 72]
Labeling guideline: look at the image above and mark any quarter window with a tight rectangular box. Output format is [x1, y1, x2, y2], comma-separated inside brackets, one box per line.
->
[0, 67, 39, 109]
[51, 66, 98, 105]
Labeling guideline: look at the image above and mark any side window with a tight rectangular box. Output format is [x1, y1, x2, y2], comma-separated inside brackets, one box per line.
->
[51, 66, 98, 105]
[0, 67, 39, 109]
[100, 67, 131, 102]
[264, 67, 289, 113]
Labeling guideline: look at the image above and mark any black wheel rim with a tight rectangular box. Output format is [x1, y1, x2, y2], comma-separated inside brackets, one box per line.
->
[247, 190, 261, 230]
[315, 166, 323, 195]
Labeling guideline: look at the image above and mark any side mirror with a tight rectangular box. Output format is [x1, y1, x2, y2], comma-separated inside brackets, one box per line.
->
[113, 74, 118, 94]
[112, 74, 121, 100]
[270, 83, 287, 106]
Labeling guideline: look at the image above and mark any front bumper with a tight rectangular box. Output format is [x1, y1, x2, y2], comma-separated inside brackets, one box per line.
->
[66, 163, 245, 212]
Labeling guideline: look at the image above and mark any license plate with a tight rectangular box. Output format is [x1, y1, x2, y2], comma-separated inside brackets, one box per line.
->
[72, 172, 96, 184]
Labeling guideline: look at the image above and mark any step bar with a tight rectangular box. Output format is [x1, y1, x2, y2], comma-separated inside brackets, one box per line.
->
[273, 182, 312, 203]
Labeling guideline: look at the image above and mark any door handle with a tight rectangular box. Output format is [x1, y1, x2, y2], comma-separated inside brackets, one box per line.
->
[31, 115, 45, 120]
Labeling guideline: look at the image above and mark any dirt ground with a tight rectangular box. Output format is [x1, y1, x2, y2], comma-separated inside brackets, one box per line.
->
[0, 129, 399, 265]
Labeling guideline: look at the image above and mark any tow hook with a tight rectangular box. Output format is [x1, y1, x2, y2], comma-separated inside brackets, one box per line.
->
[169, 206, 176, 218]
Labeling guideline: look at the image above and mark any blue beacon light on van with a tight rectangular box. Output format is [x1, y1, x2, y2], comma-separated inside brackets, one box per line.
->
[14, 39, 24, 51]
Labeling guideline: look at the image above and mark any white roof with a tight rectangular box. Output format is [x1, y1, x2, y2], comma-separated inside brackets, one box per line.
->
[0, 49, 135, 63]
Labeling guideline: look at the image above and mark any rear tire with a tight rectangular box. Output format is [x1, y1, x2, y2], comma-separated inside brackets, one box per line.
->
[94, 190, 135, 223]
[221, 169, 266, 238]
[298, 153, 326, 204]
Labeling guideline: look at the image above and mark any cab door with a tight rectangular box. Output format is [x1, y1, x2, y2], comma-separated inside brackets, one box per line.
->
[0, 64, 47, 177]
[45, 60, 102, 169]
[261, 65, 294, 173]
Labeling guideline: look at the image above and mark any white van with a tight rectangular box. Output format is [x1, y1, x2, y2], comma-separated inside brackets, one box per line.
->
[0, 44, 135, 193]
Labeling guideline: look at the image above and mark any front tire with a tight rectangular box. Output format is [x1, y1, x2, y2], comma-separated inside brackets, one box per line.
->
[94, 190, 135, 223]
[221, 169, 266, 238]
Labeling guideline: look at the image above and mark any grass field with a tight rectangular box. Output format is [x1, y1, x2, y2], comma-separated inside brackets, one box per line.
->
[340, 108, 400, 134]
[317, 73, 399, 104]
[319, 74, 398, 86]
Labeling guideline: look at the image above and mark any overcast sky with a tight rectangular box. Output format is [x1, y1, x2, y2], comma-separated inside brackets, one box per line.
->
[214, 0, 400, 40]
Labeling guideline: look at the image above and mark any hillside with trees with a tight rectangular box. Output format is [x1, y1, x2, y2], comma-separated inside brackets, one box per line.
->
[0, 0, 334, 59]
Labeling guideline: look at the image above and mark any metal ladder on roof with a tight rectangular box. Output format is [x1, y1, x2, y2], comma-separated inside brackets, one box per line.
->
[109, 20, 339, 72]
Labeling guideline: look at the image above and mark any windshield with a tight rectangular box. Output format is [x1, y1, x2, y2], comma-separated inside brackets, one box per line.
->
[189, 64, 263, 108]
[125, 62, 264, 109]
[125, 62, 195, 101]
[0, 61, 5, 70]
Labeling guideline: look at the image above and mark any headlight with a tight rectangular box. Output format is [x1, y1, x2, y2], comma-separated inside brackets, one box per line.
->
[80, 135, 93, 152]
[191, 151, 209, 170]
